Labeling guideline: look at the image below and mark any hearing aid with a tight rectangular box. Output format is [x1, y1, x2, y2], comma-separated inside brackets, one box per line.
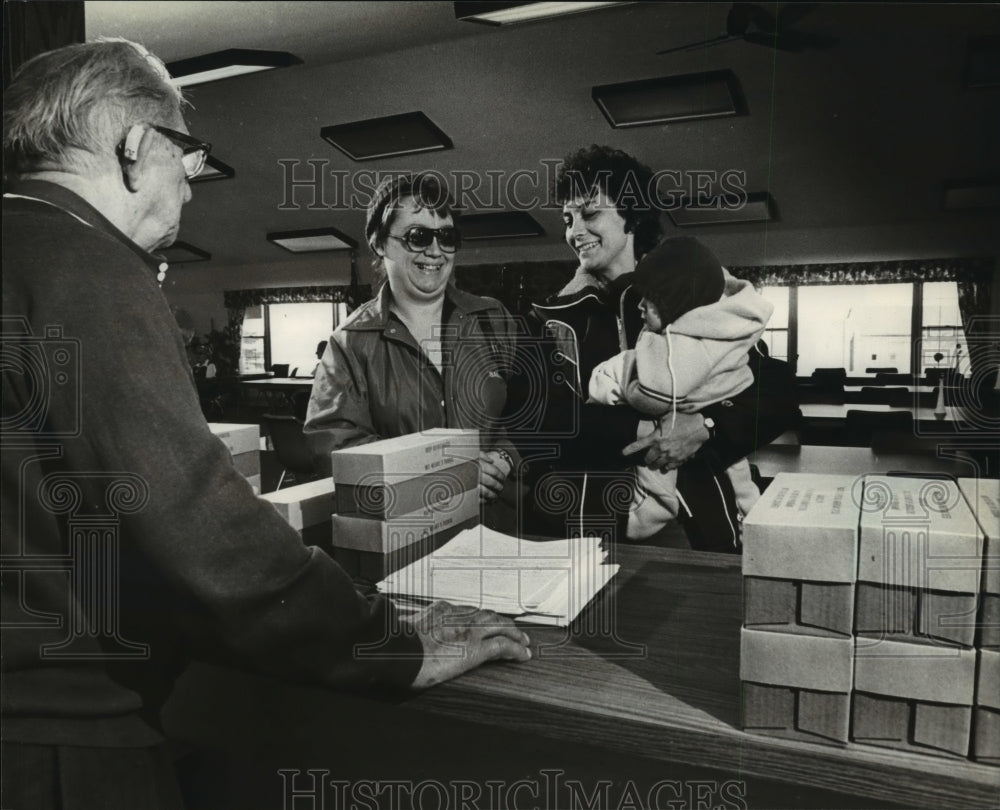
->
[122, 124, 145, 162]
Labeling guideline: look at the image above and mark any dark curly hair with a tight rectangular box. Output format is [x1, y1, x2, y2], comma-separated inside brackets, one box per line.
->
[554, 145, 663, 261]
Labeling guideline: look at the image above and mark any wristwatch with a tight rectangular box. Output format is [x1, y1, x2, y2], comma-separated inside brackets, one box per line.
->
[493, 448, 514, 474]
[703, 415, 716, 439]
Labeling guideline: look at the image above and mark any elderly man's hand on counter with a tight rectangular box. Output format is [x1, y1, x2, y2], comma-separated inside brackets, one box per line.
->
[403, 601, 532, 690]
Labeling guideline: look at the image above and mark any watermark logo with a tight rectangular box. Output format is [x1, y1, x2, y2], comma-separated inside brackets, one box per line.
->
[1, 318, 81, 439]
[278, 769, 748, 810]
[276, 161, 749, 214]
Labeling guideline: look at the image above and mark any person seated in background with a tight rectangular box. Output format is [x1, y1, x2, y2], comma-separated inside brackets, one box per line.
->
[311, 339, 328, 376]
[304, 173, 519, 518]
[189, 335, 217, 379]
[587, 236, 773, 547]
[2, 40, 530, 809]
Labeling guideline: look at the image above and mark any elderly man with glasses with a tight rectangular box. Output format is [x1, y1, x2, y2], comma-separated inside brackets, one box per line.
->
[2, 39, 530, 810]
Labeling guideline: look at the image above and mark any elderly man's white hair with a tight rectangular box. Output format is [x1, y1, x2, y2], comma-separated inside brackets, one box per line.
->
[4, 37, 186, 177]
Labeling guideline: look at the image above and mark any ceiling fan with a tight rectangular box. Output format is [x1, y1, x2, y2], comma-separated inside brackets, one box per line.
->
[657, 3, 838, 56]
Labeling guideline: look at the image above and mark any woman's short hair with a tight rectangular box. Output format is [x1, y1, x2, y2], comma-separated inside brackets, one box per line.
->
[364, 172, 458, 259]
[4, 38, 184, 176]
[554, 144, 663, 261]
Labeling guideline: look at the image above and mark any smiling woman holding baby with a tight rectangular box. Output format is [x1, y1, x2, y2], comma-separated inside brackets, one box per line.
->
[513, 145, 798, 550]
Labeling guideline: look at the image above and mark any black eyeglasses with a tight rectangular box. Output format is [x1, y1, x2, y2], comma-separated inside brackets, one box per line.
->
[151, 125, 212, 179]
[387, 226, 461, 254]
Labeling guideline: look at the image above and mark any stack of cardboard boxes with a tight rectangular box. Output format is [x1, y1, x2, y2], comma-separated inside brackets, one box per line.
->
[852, 475, 981, 757]
[209, 422, 261, 493]
[328, 429, 481, 582]
[958, 478, 1000, 765]
[741, 471, 997, 762]
[741, 473, 858, 744]
[262, 477, 335, 551]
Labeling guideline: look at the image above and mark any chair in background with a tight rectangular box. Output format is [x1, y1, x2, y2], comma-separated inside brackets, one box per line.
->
[261, 414, 322, 489]
[874, 372, 913, 386]
[291, 390, 310, 422]
[844, 410, 913, 447]
[924, 367, 961, 386]
[271, 363, 290, 378]
[865, 366, 897, 374]
[805, 368, 846, 404]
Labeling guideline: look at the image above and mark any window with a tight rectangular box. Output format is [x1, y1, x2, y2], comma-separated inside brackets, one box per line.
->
[797, 284, 911, 376]
[240, 306, 265, 375]
[238, 301, 344, 376]
[921, 282, 969, 375]
[758, 281, 968, 377]
[759, 286, 789, 360]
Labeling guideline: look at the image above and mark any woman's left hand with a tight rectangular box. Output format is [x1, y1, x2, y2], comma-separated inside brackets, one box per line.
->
[621, 412, 708, 472]
[478, 450, 512, 502]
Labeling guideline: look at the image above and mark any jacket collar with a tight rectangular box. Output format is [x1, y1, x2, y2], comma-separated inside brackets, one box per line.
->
[608, 272, 635, 298]
[533, 271, 636, 317]
[4, 179, 166, 277]
[343, 281, 495, 331]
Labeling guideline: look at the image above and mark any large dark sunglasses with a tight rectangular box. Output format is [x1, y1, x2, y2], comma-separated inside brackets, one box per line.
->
[387, 226, 461, 254]
[151, 125, 212, 179]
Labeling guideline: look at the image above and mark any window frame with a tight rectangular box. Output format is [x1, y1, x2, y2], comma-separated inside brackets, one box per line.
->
[759, 280, 967, 378]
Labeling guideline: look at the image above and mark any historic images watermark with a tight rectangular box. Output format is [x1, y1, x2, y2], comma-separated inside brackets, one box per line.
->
[278, 769, 749, 810]
[849, 474, 987, 655]
[276, 161, 750, 214]
[1, 317, 150, 660]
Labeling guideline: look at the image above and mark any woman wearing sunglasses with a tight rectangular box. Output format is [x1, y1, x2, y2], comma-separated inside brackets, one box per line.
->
[305, 173, 517, 511]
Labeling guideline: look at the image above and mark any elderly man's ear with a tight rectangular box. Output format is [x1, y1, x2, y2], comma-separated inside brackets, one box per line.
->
[120, 124, 156, 192]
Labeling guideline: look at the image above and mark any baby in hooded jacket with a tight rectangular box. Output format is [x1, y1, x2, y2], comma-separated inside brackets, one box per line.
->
[589, 236, 773, 542]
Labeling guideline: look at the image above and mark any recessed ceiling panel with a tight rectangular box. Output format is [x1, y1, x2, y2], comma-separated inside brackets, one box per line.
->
[593, 70, 747, 128]
[267, 227, 358, 252]
[321, 112, 453, 161]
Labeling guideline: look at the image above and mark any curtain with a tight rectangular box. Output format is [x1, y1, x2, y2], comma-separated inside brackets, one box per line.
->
[728, 256, 995, 288]
[223, 284, 370, 310]
[957, 281, 996, 378]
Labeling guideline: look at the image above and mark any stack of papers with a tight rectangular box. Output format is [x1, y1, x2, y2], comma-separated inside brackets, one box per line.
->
[377, 526, 619, 626]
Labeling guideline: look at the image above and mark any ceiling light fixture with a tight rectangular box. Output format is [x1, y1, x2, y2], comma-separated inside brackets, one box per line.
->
[665, 192, 776, 227]
[321, 112, 452, 162]
[454, 1, 624, 25]
[593, 69, 747, 128]
[266, 227, 358, 253]
[943, 178, 1000, 211]
[964, 36, 1000, 89]
[166, 49, 302, 88]
[158, 241, 211, 264]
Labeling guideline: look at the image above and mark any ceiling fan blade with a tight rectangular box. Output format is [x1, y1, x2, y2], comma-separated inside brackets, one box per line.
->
[743, 31, 804, 53]
[726, 3, 753, 36]
[775, 2, 820, 30]
[656, 33, 740, 56]
[744, 3, 779, 34]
